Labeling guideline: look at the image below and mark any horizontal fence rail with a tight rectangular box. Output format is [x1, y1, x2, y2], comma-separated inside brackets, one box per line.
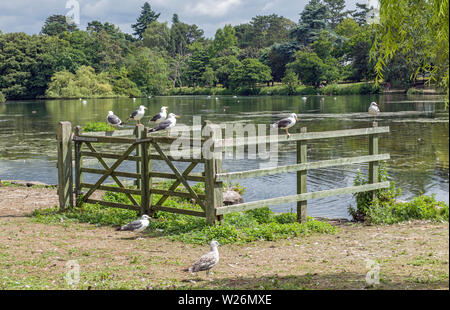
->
[57, 121, 390, 225]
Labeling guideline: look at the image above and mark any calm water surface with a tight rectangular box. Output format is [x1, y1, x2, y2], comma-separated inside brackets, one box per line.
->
[0, 94, 448, 219]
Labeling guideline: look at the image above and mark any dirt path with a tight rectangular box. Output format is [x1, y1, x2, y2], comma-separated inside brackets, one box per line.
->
[0, 186, 448, 290]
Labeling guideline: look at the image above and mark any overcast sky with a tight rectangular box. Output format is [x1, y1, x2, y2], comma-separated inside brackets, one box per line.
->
[0, 0, 362, 38]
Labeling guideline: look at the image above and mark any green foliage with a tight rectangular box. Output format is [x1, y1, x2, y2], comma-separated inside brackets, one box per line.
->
[287, 50, 338, 86]
[45, 66, 115, 98]
[290, 0, 329, 46]
[131, 2, 161, 40]
[229, 58, 272, 90]
[41, 14, 78, 36]
[83, 122, 116, 132]
[0, 91, 5, 103]
[142, 21, 170, 52]
[281, 70, 299, 95]
[319, 82, 381, 95]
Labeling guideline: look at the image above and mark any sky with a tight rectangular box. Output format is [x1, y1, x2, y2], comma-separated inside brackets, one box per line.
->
[0, 0, 363, 38]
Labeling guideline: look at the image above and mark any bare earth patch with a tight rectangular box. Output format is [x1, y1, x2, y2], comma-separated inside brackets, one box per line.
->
[0, 186, 448, 290]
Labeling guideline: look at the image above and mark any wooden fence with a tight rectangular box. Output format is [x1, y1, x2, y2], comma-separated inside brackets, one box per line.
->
[57, 121, 390, 225]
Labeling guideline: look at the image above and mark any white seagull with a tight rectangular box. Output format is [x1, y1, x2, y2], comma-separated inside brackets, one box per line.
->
[116, 215, 150, 233]
[185, 240, 220, 276]
[106, 111, 123, 128]
[127, 105, 147, 124]
[271, 113, 299, 137]
[148, 113, 179, 133]
[368, 102, 380, 122]
[149, 106, 168, 125]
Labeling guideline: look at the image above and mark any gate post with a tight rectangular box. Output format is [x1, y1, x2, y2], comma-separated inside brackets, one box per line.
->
[203, 121, 223, 225]
[137, 124, 150, 215]
[57, 121, 73, 211]
[297, 127, 307, 223]
[74, 126, 83, 207]
[369, 122, 379, 202]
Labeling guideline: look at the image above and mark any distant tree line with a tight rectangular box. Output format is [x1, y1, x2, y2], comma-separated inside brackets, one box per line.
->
[0, 0, 445, 100]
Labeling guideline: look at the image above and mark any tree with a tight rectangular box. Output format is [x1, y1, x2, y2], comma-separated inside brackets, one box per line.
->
[290, 0, 330, 46]
[212, 25, 237, 56]
[229, 58, 272, 90]
[373, 0, 449, 100]
[210, 55, 241, 88]
[259, 42, 299, 82]
[281, 70, 299, 95]
[132, 2, 160, 40]
[143, 21, 170, 52]
[41, 14, 78, 36]
[351, 2, 370, 26]
[287, 50, 337, 86]
[324, 0, 350, 28]
[185, 42, 210, 87]
[335, 18, 360, 38]
[202, 66, 217, 87]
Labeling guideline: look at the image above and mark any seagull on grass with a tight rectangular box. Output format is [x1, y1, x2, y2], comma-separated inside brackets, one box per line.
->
[116, 215, 150, 233]
[368, 102, 380, 122]
[148, 113, 179, 134]
[271, 113, 299, 138]
[106, 111, 123, 128]
[149, 106, 168, 125]
[184, 240, 220, 276]
[127, 105, 147, 125]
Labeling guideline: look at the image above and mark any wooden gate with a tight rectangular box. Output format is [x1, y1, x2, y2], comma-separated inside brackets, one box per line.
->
[57, 121, 390, 225]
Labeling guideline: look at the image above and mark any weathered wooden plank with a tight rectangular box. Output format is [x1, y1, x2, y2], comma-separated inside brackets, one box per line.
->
[139, 126, 150, 215]
[82, 129, 135, 137]
[152, 206, 206, 217]
[149, 153, 205, 163]
[134, 125, 144, 189]
[74, 135, 136, 144]
[369, 123, 379, 201]
[80, 183, 141, 195]
[74, 126, 83, 206]
[148, 171, 204, 182]
[215, 154, 391, 181]
[85, 199, 139, 211]
[80, 167, 141, 179]
[151, 188, 206, 200]
[215, 181, 391, 215]
[81, 151, 141, 162]
[297, 127, 307, 223]
[57, 121, 73, 211]
[214, 126, 390, 149]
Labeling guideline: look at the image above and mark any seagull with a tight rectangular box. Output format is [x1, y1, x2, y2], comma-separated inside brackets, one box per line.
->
[115, 215, 150, 233]
[127, 105, 147, 124]
[368, 102, 380, 122]
[184, 240, 220, 276]
[149, 106, 168, 125]
[302, 97, 307, 101]
[106, 111, 123, 128]
[271, 113, 299, 138]
[148, 113, 179, 134]
[82, 100, 87, 104]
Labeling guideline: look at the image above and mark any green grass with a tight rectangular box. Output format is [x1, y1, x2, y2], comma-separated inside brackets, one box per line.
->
[83, 122, 115, 132]
[32, 181, 337, 245]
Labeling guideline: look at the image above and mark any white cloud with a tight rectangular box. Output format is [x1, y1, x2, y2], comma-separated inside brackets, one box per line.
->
[183, 0, 243, 18]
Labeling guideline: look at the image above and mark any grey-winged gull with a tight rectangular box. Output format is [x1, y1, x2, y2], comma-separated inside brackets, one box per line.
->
[127, 105, 147, 124]
[148, 113, 179, 133]
[106, 111, 123, 128]
[149, 106, 168, 125]
[368, 102, 380, 121]
[271, 113, 299, 137]
[116, 215, 150, 233]
[185, 240, 220, 276]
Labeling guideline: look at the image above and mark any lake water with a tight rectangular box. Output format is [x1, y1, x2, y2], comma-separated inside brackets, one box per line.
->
[0, 94, 448, 219]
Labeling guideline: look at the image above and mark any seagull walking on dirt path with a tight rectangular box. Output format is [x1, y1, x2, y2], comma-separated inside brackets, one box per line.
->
[184, 240, 220, 276]
[116, 215, 150, 233]
[271, 113, 299, 138]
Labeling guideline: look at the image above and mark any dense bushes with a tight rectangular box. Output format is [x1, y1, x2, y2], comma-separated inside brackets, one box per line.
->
[0, 91, 5, 103]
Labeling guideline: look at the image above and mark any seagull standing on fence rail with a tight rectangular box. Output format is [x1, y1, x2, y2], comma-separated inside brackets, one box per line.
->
[116, 215, 150, 233]
[149, 106, 168, 125]
[369, 102, 380, 123]
[148, 113, 179, 134]
[127, 105, 147, 125]
[184, 240, 220, 277]
[271, 113, 299, 138]
[106, 111, 124, 128]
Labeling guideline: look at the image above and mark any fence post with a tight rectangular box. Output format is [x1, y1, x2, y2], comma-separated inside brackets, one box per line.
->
[74, 125, 83, 207]
[57, 121, 73, 211]
[369, 122, 379, 201]
[134, 125, 143, 189]
[297, 127, 307, 223]
[203, 121, 223, 225]
[137, 124, 150, 215]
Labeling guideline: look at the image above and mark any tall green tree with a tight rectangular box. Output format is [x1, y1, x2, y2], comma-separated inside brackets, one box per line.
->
[212, 25, 237, 56]
[142, 21, 170, 52]
[290, 0, 330, 46]
[229, 58, 272, 91]
[41, 14, 78, 36]
[323, 0, 350, 28]
[287, 50, 338, 86]
[185, 42, 210, 87]
[132, 2, 160, 40]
